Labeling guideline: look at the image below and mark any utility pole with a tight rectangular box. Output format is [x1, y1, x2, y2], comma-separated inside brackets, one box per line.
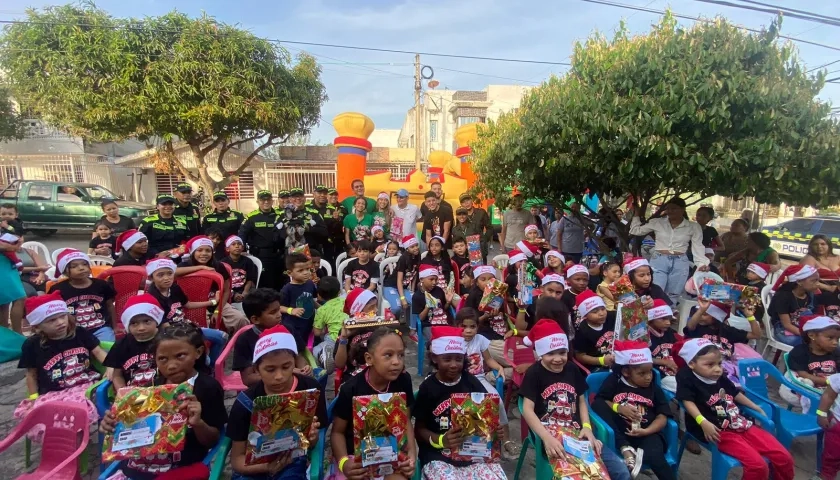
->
[414, 54, 422, 171]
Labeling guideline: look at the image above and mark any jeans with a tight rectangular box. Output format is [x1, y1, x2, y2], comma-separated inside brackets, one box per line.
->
[93, 326, 116, 342]
[649, 252, 691, 306]
[773, 324, 804, 347]
[383, 287, 406, 318]
[600, 446, 633, 480]
[231, 457, 308, 480]
[201, 327, 228, 365]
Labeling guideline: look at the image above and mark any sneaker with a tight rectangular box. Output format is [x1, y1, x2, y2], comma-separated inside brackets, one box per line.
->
[409, 330, 419, 343]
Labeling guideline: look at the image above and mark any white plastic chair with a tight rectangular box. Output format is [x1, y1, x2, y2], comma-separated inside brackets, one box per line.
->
[320, 259, 332, 276]
[245, 254, 263, 287]
[21, 241, 51, 265]
[677, 295, 698, 334]
[767, 268, 782, 289]
[374, 252, 385, 262]
[493, 254, 509, 279]
[337, 258, 353, 294]
[759, 284, 792, 358]
[89, 255, 114, 266]
[378, 256, 400, 315]
[335, 252, 347, 273]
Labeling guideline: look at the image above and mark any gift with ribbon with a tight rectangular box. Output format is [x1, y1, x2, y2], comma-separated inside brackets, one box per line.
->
[353, 393, 409, 477]
[290, 244, 311, 259]
[245, 388, 320, 465]
[478, 279, 508, 313]
[699, 278, 759, 307]
[467, 235, 483, 267]
[615, 297, 650, 344]
[517, 260, 538, 305]
[546, 425, 611, 480]
[102, 383, 193, 462]
[610, 274, 638, 306]
[390, 217, 404, 243]
[344, 309, 400, 331]
[449, 392, 501, 462]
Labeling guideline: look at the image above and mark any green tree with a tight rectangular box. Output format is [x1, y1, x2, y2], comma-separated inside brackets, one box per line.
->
[473, 13, 840, 231]
[0, 87, 23, 142]
[0, 4, 327, 191]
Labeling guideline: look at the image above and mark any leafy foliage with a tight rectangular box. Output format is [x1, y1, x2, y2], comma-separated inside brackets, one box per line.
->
[0, 4, 327, 190]
[0, 87, 23, 142]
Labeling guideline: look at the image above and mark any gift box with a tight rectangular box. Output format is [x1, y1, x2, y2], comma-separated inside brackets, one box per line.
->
[478, 279, 508, 313]
[245, 388, 320, 465]
[449, 392, 501, 463]
[517, 261, 537, 305]
[102, 383, 193, 462]
[390, 217, 404, 242]
[353, 393, 410, 477]
[467, 235, 483, 267]
[699, 279, 759, 307]
[344, 310, 400, 331]
[291, 244, 311, 259]
[611, 274, 638, 306]
[165, 244, 186, 259]
[547, 425, 611, 480]
[615, 298, 649, 343]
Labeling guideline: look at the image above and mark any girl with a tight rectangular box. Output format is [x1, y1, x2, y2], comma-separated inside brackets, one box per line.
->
[396, 235, 421, 339]
[769, 264, 822, 346]
[52, 248, 118, 342]
[465, 265, 525, 365]
[414, 326, 508, 477]
[815, 372, 840, 480]
[674, 339, 793, 480]
[541, 250, 566, 277]
[347, 242, 359, 259]
[334, 289, 379, 386]
[561, 264, 591, 329]
[456, 307, 508, 390]
[451, 238, 472, 291]
[594, 340, 674, 479]
[624, 258, 670, 309]
[330, 327, 417, 479]
[787, 315, 840, 390]
[519, 319, 632, 480]
[100, 322, 228, 480]
[227, 325, 326, 480]
[371, 225, 388, 253]
[381, 241, 406, 318]
[113, 229, 152, 267]
[596, 261, 622, 312]
[344, 197, 374, 244]
[573, 290, 616, 371]
[518, 225, 550, 271]
[97, 198, 135, 235]
[104, 294, 164, 389]
[412, 266, 455, 343]
[372, 192, 392, 235]
[421, 236, 453, 291]
[89, 222, 116, 258]
[647, 299, 681, 393]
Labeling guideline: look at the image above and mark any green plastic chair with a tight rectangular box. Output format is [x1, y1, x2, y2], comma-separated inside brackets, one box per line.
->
[782, 351, 822, 396]
[513, 397, 555, 480]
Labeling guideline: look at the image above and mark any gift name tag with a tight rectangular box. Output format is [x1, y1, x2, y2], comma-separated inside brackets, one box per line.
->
[251, 429, 300, 458]
[562, 436, 595, 463]
[112, 415, 161, 452]
[360, 435, 398, 467]
[461, 436, 492, 458]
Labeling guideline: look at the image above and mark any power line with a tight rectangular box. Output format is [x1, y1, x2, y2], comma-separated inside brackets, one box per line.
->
[432, 67, 549, 85]
[807, 59, 840, 73]
[730, 0, 840, 23]
[689, 0, 840, 27]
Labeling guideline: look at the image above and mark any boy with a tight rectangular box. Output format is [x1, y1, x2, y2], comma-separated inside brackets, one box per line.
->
[573, 290, 616, 371]
[563, 264, 591, 329]
[647, 299, 682, 392]
[452, 208, 480, 248]
[451, 237, 472, 289]
[53, 248, 118, 341]
[205, 225, 227, 260]
[279, 252, 318, 372]
[343, 240, 379, 292]
[312, 276, 347, 372]
[0, 203, 25, 270]
[411, 264, 455, 342]
[310, 248, 328, 283]
[233, 288, 283, 387]
[89, 222, 116, 258]
[103, 293, 163, 389]
[221, 235, 258, 303]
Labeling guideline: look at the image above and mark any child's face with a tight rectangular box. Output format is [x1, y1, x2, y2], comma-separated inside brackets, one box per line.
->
[131, 238, 149, 255]
[586, 306, 608, 326]
[38, 313, 70, 339]
[421, 276, 438, 290]
[604, 264, 621, 281]
[624, 363, 654, 388]
[434, 353, 465, 381]
[228, 241, 244, 256]
[386, 244, 399, 257]
[357, 248, 370, 262]
[0, 207, 16, 221]
[690, 350, 723, 380]
[156, 338, 202, 384]
[460, 318, 478, 340]
[429, 240, 442, 256]
[811, 327, 840, 352]
[745, 271, 761, 282]
[476, 273, 494, 291]
[311, 255, 322, 268]
[632, 267, 652, 289]
[541, 282, 564, 299]
[66, 259, 91, 280]
[208, 235, 222, 248]
[96, 225, 112, 238]
[151, 268, 175, 290]
[525, 230, 539, 241]
[254, 300, 282, 328]
[650, 316, 672, 332]
[541, 349, 568, 373]
[348, 247, 358, 258]
[453, 242, 466, 256]
[698, 312, 717, 326]
[257, 350, 296, 393]
[290, 261, 311, 283]
[568, 273, 588, 292]
[193, 246, 214, 264]
[695, 210, 711, 226]
[798, 274, 820, 292]
[548, 256, 562, 269]
[362, 298, 377, 315]
[407, 244, 420, 256]
[364, 334, 405, 381]
[129, 315, 158, 342]
[461, 275, 473, 289]
[374, 230, 384, 240]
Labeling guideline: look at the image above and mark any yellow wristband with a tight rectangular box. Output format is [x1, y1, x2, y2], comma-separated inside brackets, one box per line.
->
[287, 307, 293, 315]
[400, 296, 406, 300]
[338, 456, 351, 473]
[430, 433, 445, 449]
[695, 414, 706, 425]
[746, 316, 756, 322]
[28, 393, 38, 400]
[816, 409, 829, 418]
[599, 356, 605, 366]
[582, 422, 592, 430]
[512, 328, 519, 336]
[612, 403, 619, 413]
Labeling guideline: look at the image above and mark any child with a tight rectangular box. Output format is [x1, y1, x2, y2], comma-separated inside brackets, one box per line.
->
[744, 262, 769, 319]
[396, 234, 420, 315]
[769, 264, 821, 347]
[647, 299, 682, 393]
[815, 372, 840, 479]
[52, 249, 117, 342]
[456, 307, 508, 388]
[227, 325, 326, 479]
[310, 248, 328, 281]
[624, 258, 671, 308]
[113, 229, 151, 267]
[541, 250, 566, 277]
[221, 235, 258, 304]
[519, 319, 631, 480]
[104, 294, 163, 389]
[371, 225, 388, 253]
[380, 241, 405, 317]
[517, 224, 549, 271]
[278, 252, 318, 372]
[412, 264, 455, 342]
[503, 249, 527, 303]
[452, 207, 480, 250]
[343, 240, 379, 292]
[333, 288, 378, 385]
[785, 316, 840, 408]
[573, 290, 616, 371]
[89, 222, 116, 258]
[421, 235, 453, 291]
[596, 261, 622, 312]
[562, 264, 591, 329]
[675, 338, 793, 480]
[233, 288, 283, 387]
[0, 203, 24, 270]
[594, 340, 675, 479]
[330, 327, 416, 479]
[414, 326, 509, 477]
[100, 322, 228, 480]
[465, 265, 517, 348]
[204, 225, 226, 261]
[451, 237, 472, 290]
[312, 276, 347, 372]
[346, 242, 358, 259]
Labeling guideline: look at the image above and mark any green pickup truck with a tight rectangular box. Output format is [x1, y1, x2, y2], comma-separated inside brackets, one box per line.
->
[0, 180, 153, 237]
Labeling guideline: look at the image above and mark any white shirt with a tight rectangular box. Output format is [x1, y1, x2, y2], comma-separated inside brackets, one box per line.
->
[390, 203, 422, 238]
[829, 374, 840, 418]
[629, 216, 709, 267]
[465, 334, 491, 376]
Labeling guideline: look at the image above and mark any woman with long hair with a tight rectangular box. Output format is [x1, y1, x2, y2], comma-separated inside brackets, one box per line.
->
[724, 231, 781, 285]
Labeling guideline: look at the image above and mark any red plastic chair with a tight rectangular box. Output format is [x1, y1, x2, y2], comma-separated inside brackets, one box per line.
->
[214, 325, 251, 393]
[503, 335, 538, 440]
[176, 271, 225, 328]
[0, 401, 90, 480]
[97, 266, 147, 338]
[450, 260, 461, 295]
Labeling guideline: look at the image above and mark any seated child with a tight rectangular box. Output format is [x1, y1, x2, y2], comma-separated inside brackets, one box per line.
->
[0, 204, 24, 270]
[104, 294, 164, 389]
[396, 235, 421, 336]
[380, 241, 406, 317]
[517, 224, 549, 271]
[412, 265, 455, 342]
[647, 299, 682, 393]
[451, 237, 473, 292]
[312, 276, 347, 372]
[562, 264, 591, 329]
[371, 225, 388, 253]
[421, 236, 454, 291]
[88, 222, 116, 258]
[596, 261, 622, 312]
[573, 290, 616, 371]
[344, 241, 380, 292]
[113, 229, 150, 267]
[233, 288, 283, 387]
[783, 315, 840, 408]
[52, 248, 117, 342]
[624, 258, 671, 308]
[310, 248, 328, 282]
[334, 288, 378, 385]
[744, 262, 770, 319]
[221, 235, 258, 303]
[278, 252, 318, 373]
[815, 372, 840, 480]
[541, 250, 566, 278]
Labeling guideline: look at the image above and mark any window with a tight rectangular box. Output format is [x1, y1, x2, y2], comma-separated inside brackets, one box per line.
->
[457, 116, 484, 127]
[56, 186, 84, 203]
[0, 182, 19, 200]
[27, 185, 53, 201]
[223, 171, 255, 200]
[155, 173, 186, 195]
[85, 185, 119, 200]
[778, 218, 819, 234]
[429, 120, 438, 142]
[818, 220, 840, 236]
[410, 135, 415, 148]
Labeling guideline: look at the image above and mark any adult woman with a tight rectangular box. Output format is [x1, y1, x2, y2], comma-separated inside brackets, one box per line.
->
[95, 199, 134, 236]
[801, 234, 840, 319]
[19, 247, 49, 297]
[372, 192, 392, 236]
[724, 232, 781, 285]
[343, 197, 374, 244]
[717, 218, 749, 264]
[0, 240, 27, 332]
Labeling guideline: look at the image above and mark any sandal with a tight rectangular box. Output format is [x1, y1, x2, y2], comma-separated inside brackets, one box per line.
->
[621, 446, 644, 479]
[502, 440, 521, 461]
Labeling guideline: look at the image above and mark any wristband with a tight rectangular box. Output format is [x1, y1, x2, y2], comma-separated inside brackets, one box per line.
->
[400, 296, 406, 301]
[816, 409, 829, 418]
[28, 393, 38, 400]
[430, 433, 445, 449]
[512, 328, 519, 336]
[287, 307, 293, 315]
[612, 403, 619, 413]
[695, 414, 706, 425]
[338, 455, 351, 473]
[582, 422, 592, 430]
[339, 338, 348, 345]
[518, 308, 527, 314]
[598, 356, 605, 366]
[746, 315, 756, 322]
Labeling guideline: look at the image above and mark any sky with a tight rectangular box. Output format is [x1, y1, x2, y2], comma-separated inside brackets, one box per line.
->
[2, 0, 840, 144]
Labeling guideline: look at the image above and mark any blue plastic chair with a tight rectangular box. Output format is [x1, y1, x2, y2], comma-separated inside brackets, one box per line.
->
[738, 358, 824, 473]
[412, 314, 425, 377]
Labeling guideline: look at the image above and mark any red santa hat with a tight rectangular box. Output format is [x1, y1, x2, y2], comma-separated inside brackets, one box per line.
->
[371, 225, 384, 235]
[524, 224, 540, 235]
[115, 229, 146, 253]
[225, 235, 243, 249]
[705, 301, 730, 322]
[516, 240, 541, 258]
[673, 338, 716, 367]
[800, 315, 840, 332]
[146, 258, 177, 277]
[121, 293, 164, 329]
[542, 274, 565, 287]
[401, 234, 418, 249]
[746, 262, 770, 280]
[546, 250, 566, 264]
[623, 257, 649, 275]
[344, 288, 377, 315]
[419, 264, 439, 279]
[473, 265, 496, 279]
[253, 325, 298, 363]
[565, 264, 589, 279]
[508, 249, 527, 264]
[576, 289, 606, 317]
[772, 264, 818, 291]
[187, 235, 215, 254]
[647, 299, 673, 321]
[524, 318, 569, 356]
[55, 248, 90, 278]
[25, 291, 68, 326]
[430, 326, 467, 355]
[613, 340, 653, 365]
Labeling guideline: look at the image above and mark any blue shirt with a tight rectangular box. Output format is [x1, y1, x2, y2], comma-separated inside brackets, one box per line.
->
[278, 280, 318, 346]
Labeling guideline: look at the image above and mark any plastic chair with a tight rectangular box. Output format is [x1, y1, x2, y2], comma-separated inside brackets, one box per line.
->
[759, 284, 792, 362]
[214, 325, 251, 393]
[176, 270, 225, 328]
[502, 336, 537, 441]
[493, 254, 509, 279]
[245, 254, 262, 287]
[336, 258, 353, 293]
[377, 256, 400, 315]
[738, 358, 824, 472]
[97, 266, 147, 338]
[374, 252, 385, 262]
[3, 401, 91, 480]
[319, 259, 332, 276]
[677, 295, 698, 334]
[782, 352, 823, 395]
[21, 241, 51, 265]
[335, 252, 347, 273]
[88, 255, 114, 266]
[512, 397, 556, 480]
[413, 313, 425, 377]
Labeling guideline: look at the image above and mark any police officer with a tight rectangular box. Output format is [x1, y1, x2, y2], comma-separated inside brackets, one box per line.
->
[173, 183, 201, 237]
[202, 191, 244, 239]
[284, 187, 315, 251]
[326, 187, 347, 257]
[306, 185, 334, 262]
[239, 190, 285, 289]
[138, 194, 189, 257]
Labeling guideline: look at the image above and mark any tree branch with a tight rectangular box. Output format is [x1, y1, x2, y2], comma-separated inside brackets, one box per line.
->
[199, 136, 226, 157]
[215, 133, 281, 189]
[166, 141, 200, 184]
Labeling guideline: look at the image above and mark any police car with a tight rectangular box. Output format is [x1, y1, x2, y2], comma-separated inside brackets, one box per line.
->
[760, 215, 840, 260]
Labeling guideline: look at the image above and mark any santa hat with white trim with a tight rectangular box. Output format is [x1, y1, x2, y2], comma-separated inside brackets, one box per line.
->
[673, 338, 716, 367]
[473, 265, 496, 279]
[344, 288, 377, 315]
[25, 291, 68, 326]
[704, 248, 715, 257]
[746, 262, 770, 280]
[524, 318, 569, 356]
[613, 340, 653, 365]
[623, 257, 649, 275]
[705, 301, 730, 322]
[430, 326, 467, 355]
[524, 224, 540, 235]
[647, 299, 673, 321]
[800, 315, 840, 332]
[516, 240, 541, 258]
[146, 258, 177, 277]
[565, 264, 589, 278]
[419, 264, 439, 279]
[253, 325, 298, 363]
[115, 229, 146, 253]
[576, 289, 606, 317]
[187, 235, 215, 254]
[401, 234, 418, 249]
[225, 235, 243, 250]
[121, 293, 164, 330]
[546, 250, 566, 264]
[371, 225, 384, 235]
[508, 249, 527, 265]
[772, 264, 818, 292]
[542, 274, 565, 287]
[55, 249, 90, 278]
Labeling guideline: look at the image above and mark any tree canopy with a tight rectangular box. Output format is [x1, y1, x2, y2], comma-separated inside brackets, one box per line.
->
[0, 4, 327, 191]
[0, 87, 23, 142]
[472, 13, 840, 219]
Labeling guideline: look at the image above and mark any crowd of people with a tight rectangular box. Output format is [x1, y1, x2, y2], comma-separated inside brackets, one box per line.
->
[4, 179, 840, 480]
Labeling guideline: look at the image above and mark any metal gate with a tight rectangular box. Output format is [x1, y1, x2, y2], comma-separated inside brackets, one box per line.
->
[264, 161, 336, 194]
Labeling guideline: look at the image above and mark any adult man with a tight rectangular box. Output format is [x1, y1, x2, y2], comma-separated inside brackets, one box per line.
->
[422, 191, 453, 248]
[420, 181, 453, 218]
[326, 187, 346, 256]
[139, 194, 188, 257]
[459, 193, 491, 263]
[340, 179, 376, 215]
[239, 190, 285, 289]
[499, 192, 534, 254]
[530, 204, 548, 239]
[173, 183, 201, 238]
[202, 191, 244, 239]
[306, 185, 336, 262]
[557, 202, 590, 264]
[282, 188, 315, 252]
[390, 189, 423, 241]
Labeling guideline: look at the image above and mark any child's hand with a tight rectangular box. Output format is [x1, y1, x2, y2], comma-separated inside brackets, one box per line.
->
[626, 426, 650, 437]
[579, 427, 602, 456]
[445, 289, 454, 303]
[291, 307, 305, 317]
[294, 365, 312, 376]
[617, 404, 642, 423]
[543, 435, 566, 460]
[490, 307, 500, 316]
[818, 415, 832, 430]
[233, 293, 244, 303]
[202, 266, 215, 272]
[443, 423, 464, 450]
[504, 330, 516, 340]
[397, 452, 415, 476]
[495, 423, 507, 441]
[697, 298, 711, 310]
[602, 354, 615, 367]
[307, 416, 320, 445]
[741, 304, 756, 317]
[753, 407, 767, 419]
[662, 359, 678, 373]
[496, 369, 506, 381]
[700, 419, 721, 443]
[182, 395, 203, 426]
[342, 457, 367, 480]
[339, 326, 349, 340]
[99, 410, 117, 434]
[641, 296, 654, 309]
[400, 297, 408, 309]
[268, 451, 293, 476]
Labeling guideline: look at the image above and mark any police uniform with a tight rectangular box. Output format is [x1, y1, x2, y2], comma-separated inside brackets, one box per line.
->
[326, 188, 347, 256]
[173, 183, 201, 237]
[239, 190, 286, 289]
[202, 191, 245, 238]
[306, 185, 335, 263]
[138, 194, 188, 257]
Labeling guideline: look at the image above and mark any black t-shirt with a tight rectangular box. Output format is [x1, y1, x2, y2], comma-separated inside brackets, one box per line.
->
[412, 286, 452, 328]
[649, 328, 681, 376]
[396, 252, 419, 290]
[103, 334, 157, 387]
[788, 343, 840, 379]
[89, 235, 117, 258]
[595, 374, 671, 431]
[465, 285, 508, 341]
[18, 326, 101, 394]
[702, 226, 719, 248]
[333, 368, 415, 458]
[122, 373, 227, 479]
[683, 322, 748, 362]
[572, 317, 616, 358]
[422, 208, 455, 248]
[98, 215, 136, 235]
[420, 256, 452, 290]
[635, 285, 673, 306]
[53, 279, 116, 334]
[278, 282, 318, 347]
[149, 284, 189, 325]
[344, 258, 380, 290]
[226, 376, 328, 444]
[221, 255, 258, 295]
[676, 368, 753, 438]
[769, 289, 819, 329]
[382, 257, 399, 288]
[452, 255, 471, 278]
[113, 252, 151, 267]
[414, 373, 489, 467]
[519, 361, 587, 428]
[232, 326, 262, 372]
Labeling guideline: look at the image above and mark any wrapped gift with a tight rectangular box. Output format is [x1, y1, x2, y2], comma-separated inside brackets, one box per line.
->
[102, 383, 193, 462]
[517, 260, 536, 305]
[353, 393, 410, 477]
[425, 291, 440, 309]
[615, 298, 649, 343]
[344, 309, 400, 331]
[611, 274, 638, 306]
[467, 235, 483, 267]
[449, 392, 501, 463]
[245, 388, 320, 465]
[291, 244, 311, 259]
[547, 425, 611, 480]
[699, 279, 759, 307]
[390, 217, 404, 242]
[165, 244, 186, 259]
[478, 279, 507, 312]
